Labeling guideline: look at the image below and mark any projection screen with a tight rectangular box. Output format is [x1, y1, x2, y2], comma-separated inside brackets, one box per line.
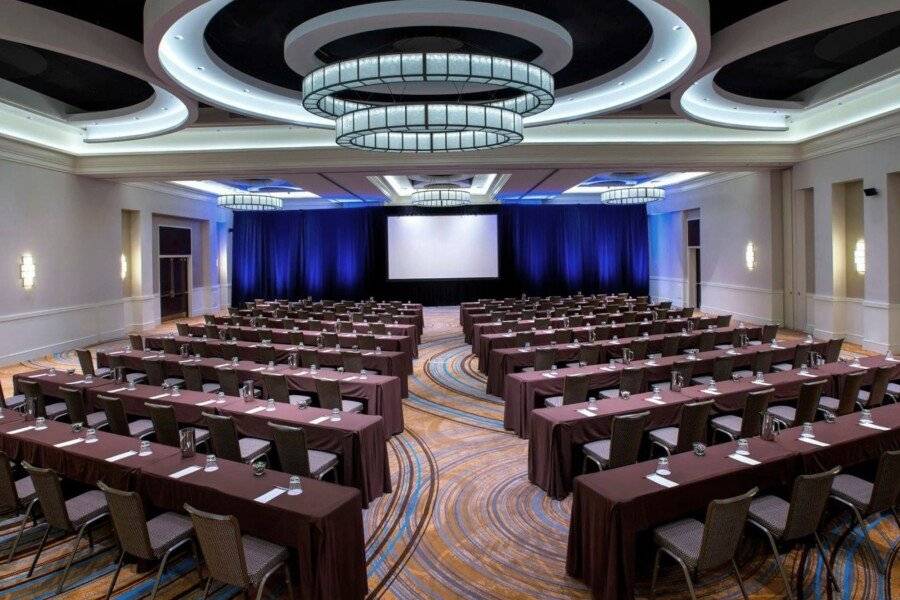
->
[387, 214, 499, 280]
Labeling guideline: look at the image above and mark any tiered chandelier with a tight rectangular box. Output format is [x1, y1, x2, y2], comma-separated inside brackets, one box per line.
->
[302, 53, 554, 153]
[216, 194, 283, 210]
[599, 187, 666, 205]
[410, 187, 472, 207]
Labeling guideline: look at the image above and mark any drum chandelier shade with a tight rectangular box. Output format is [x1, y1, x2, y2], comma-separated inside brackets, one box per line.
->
[217, 194, 283, 210]
[410, 188, 472, 206]
[598, 187, 666, 205]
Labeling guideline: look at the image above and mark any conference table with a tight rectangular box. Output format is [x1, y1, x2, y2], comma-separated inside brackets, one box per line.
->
[245, 302, 425, 333]
[0, 415, 367, 600]
[565, 403, 900, 600]
[94, 351, 406, 435]
[197, 320, 421, 347]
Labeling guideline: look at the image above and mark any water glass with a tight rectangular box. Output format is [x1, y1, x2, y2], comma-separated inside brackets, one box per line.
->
[232, 356, 239, 366]
[217, 391, 226, 403]
[71, 422, 83, 433]
[620, 390, 631, 400]
[551, 364, 557, 371]
[754, 371, 764, 383]
[611, 335, 618, 343]
[360, 369, 368, 380]
[330, 408, 341, 422]
[266, 398, 276, 411]
[85, 374, 93, 383]
[859, 409, 873, 425]
[48, 367, 57, 376]
[288, 475, 303, 495]
[587, 396, 597, 411]
[651, 385, 661, 400]
[171, 386, 180, 397]
[375, 346, 382, 354]
[251, 460, 266, 477]
[692, 442, 706, 456]
[642, 331, 649, 338]
[127, 379, 136, 390]
[655, 457, 671, 476]
[139, 440, 152, 456]
[800, 422, 815, 438]
[84, 428, 98, 443]
[35, 417, 47, 431]
[799, 363, 808, 375]
[736, 438, 750, 456]
[204, 454, 218, 472]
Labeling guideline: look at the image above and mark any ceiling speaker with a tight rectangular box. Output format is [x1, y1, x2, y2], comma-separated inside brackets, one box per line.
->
[863, 187, 878, 197]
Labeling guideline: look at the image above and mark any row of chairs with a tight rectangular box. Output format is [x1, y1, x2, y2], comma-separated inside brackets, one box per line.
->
[649, 451, 900, 599]
[195, 320, 393, 336]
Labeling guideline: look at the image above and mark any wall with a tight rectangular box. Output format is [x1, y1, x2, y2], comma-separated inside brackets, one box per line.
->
[0, 157, 231, 362]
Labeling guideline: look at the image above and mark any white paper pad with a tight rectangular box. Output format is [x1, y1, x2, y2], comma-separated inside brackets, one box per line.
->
[576, 409, 595, 417]
[600, 367, 616, 372]
[310, 416, 330, 425]
[646, 397, 666, 405]
[214, 364, 233, 369]
[29, 373, 50, 378]
[646, 473, 679, 488]
[517, 349, 530, 353]
[886, 357, 899, 363]
[728, 453, 760, 465]
[196, 399, 217, 406]
[644, 361, 658, 367]
[68, 380, 87, 385]
[541, 373, 558, 378]
[54, 438, 84, 448]
[249, 345, 259, 348]
[701, 389, 722, 395]
[254, 487, 286, 504]
[319, 377, 336, 382]
[362, 352, 374, 356]
[178, 359, 198, 364]
[251, 367, 266, 372]
[149, 393, 170, 400]
[107, 350, 126, 356]
[860, 422, 889, 431]
[106, 450, 138, 463]
[797, 372, 819, 378]
[245, 406, 266, 414]
[7, 426, 35, 435]
[344, 376, 358, 381]
[751, 380, 772, 386]
[169, 465, 202, 479]
[798, 436, 830, 447]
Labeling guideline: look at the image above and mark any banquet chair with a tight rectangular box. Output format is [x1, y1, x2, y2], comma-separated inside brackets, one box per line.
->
[715, 314, 731, 328]
[321, 332, 339, 347]
[733, 350, 773, 379]
[315, 378, 363, 413]
[98, 395, 154, 439]
[501, 319, 517, 331]
[1, 452, 38, 564]
[747, 467, 842, 599]
[766, 380, 825, 429]
[99, 481, 198, 600]
[771, 343, 811, 373]
[356, 334, 377, 350]
[544, 374, 590, 408]
[710, 389, 772, 441]
[129, 334, 144, 350]
[823, 337, 844, 363]
[76, 349, 112, 379]
[817, 370, 864, 416]
[521, 348, 556, 373]
[262, 373, 312, 405]
[227, 326, 243, 340]
[681, 307, 694, 318]
[856, 365, 895, 409]
[648, 400, 713, 455]
[204, 314, 216, 325]
[106, 354, 148, 385]
[142, 358, 185, 388]
[829, 450, 900, 571]
[0, 383, 26, 411]
[696, 331, 716, 352]
[289, 331, 304, 347]
[582, 411, 649, 472]
[255, 329, 274, 343]
[599, 367, 645, 399]
[371, 322, 388, 334]
[691, 356, 734, 386]
[145, 402, 210, 448]
[299, 348, 319, 368]
[516, 331, 535, 348]
[715, 329, 743, 351]
[184, 504, 294, 600]
[621, 312, 636, 323]
[256, 344, 277, 365]
[568, 315, 583, 327]
[622, 323, 640, 338]
[660, 335, 681, 357]
[566, 344, 601, 367]
[592, 325, 611, 341]
[268, 422, 338, 480]
[191, 340, 214, 358]
[21, 462, 110, 593]
[203, 413, 271, 463]
[754, 323, 778, 345]
[534, 317, 550, 329]
[59, 386, 107, 429]
[176, 323, 191, 336]
[655, 361, 694, 391]
[162, 338, 181, 355]
[629, 339, 649, 360]
[217, 368, 245, 396]
[19, 380, 67, 420]
[337, 321, 353, 333]
[650, 487, 758, 600]
[650, 321, 666, 335]
[181, 364, 221, 393]
[282, 318, 296, 330]
[341, 351, 364, 373]
[553, 328, 573, 344]
[308, 319, 323, 331]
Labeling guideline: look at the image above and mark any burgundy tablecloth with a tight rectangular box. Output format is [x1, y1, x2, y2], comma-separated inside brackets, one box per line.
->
[194, 320, 420, 347]
[86, 382, 215, 425]
[13, 369, 115, 397]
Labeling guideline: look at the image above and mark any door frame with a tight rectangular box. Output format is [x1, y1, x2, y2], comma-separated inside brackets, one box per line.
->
[158, 254, 192, 320]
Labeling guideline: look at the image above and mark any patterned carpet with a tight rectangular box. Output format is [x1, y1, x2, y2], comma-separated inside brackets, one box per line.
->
[0, 307, 897, 599]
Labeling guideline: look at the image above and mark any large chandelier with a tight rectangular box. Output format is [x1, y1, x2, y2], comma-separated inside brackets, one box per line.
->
[302, 53, 554, 153]
[599, 187, 666, 205]
[217, 194, 283, 211]
[411, 187, 472, 207]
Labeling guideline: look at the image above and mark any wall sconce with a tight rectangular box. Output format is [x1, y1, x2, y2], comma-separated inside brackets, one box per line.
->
[20, 253, 35, 290]
[854, 239, 866, 274]
[744, 241, 756, 272]
[120, 253, 128, 281]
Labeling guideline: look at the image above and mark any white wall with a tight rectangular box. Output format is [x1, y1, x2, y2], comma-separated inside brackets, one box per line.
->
[0, 157, 231, 362]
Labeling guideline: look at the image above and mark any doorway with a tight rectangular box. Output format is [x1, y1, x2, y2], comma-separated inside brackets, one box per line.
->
[686, 218, 701, 308]
[160, 257, 189, 320]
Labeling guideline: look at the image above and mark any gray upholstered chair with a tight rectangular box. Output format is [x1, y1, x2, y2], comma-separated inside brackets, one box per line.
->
[203, 412, 270, 464]
[565, 344, 601, 368]
[181, 364, 221, 394]
[691, 356, 734, 386]
[176, 322, 191, 336]
[771, 343, 811, 372]
[648, 400, 713, 455]
[268, 422, 338, 480]
[856, 365, 895, 409]
[141, 358, 185, 388]
[162, 338, 181, 355]
[0, 383, 26, 411]
[145, 402, 210, 449]
[544, 374, 590, 408]
[650, 487, 758, 600]
[823, 337, 844, 363]
[76, 349, 112, 379]
[598, 367, 645, 399]
[751, 323, 778, 345]
[516, 331, 535, 348]
[733, 350, 773, 379]
[262, 373, 311, 405]
[655, 361, 694, 392]
[521, 348, 556, 373]
[629, 339, 649, 360]
[622, 323, 640, 338]
[106, 354, 148, 385]
[829, 450, 900, 571]
[341, 351, 364, 373]
[582, 411, 649, 471]
[256, 344, 277, 366]
[21, 462, 109, 593]
[357, 334, 377, 350]
[1, 452, 37, 564]
[315, 378, 363, 413]
[747, 467, 842, 599]
[184, 503, 294, 600]
[715, 314, 731, 328]
[217, 368, 242, 396]
[97, 395, 154, 439]
[59, 386, 107, 429]
[321, 332, 338, 347]
[817, 370, 864, 416]
[129, 334, 144, 350]
[19, 380, 67, 420]
[660, 335, 681, 357]
[766, 379, 826, 428]
[696, 331, 716, 352]
[99, 481, 198, 600]
[710, 389, 772, 440]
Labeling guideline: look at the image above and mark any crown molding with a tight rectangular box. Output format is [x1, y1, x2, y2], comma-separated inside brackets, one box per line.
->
[665, 171, 756, 194]
[798, 110, 900, 161]
[0, 135, 74, 173]
[123, 181, 216, 203]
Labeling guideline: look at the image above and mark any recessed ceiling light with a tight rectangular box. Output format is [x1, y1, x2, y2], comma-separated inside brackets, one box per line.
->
[703, 97, 709, 102]
[672, 25, 682, 30]
[173, 34, 184, 40]
[243, 88, 250, 93]
[617, 81, 625, 86]
[196, 66, 204, 71]
[657, 58, 666, 63]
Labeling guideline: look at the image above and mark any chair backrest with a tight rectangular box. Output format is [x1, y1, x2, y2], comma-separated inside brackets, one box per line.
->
[650, 321, 666, 335]
[629, 339, 648, 360]
[619, 367, 645, 395]
[19, 380, 46, 418]
[203, 412, 243, 462]
[834, 371, 865, 416]
[176, 323, 190, 336]
[262, 374, 290, 403]
[715, 314, 731, 328]
[22, 462, 72, 531]
[681, 307, 694, 318]
[162, 338, 180, 355]
[146, 402, 180, 446]
[184, 504, 249, 588]
[578, 345, 601, 365]
[562, 374, 590, 405]
[621, 313, 636, 324]
[712, 356, 735, 382]
[867, 450, 900, 515]
[516, 331, 534, 347]
[751, 350, 774, 374]
[59, 386, 86, 424]
[607, 411, 649, 469]
[98, 395, 130, 436]
[863, 365, 893, 408]
[698, 331, 716, 352]
[622, 323, 639, 338]
[342, 351, 363, 373]
[669, 361, 694, 385]
[76, 349, 95, 376]
[316, 378, 343, 411]
[191, 340, 211, 358]
[661, 336, 681, 357]
[534, 317, 550, 329]
[554, 329, 573, 344]
[356, 334, 376, 350]
[760, 324, 778, 344]
[782, 467, 841, 541]
[217, 368, 241, 396]
[181, 364, 204, 392]
[740, 389, 773, 438]
[674, 401, 713, 453]
[257, 345, 277, 365]
[129, 334, 144, 350]
[0, 451, 21, 513]
[793, 380, 826, 425]
[288, 331, 304, 347]
[533, 348, 556, 372]
[142, 359, 166, 386]
[371, 322, 387, 335]
[269, 422, 311, 477]
[97, 481, 155, 559]
[696, 487, 758, 572]
[322, 332, 338, 347]
[792, 344, 811, 368]
[204, 324, 220, 339]
[824, 338, 844, 363]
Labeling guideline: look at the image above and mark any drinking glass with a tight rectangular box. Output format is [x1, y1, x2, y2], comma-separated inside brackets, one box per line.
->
[620, 390, 631, 400]
[288, 475, 303, 495]
[330, 408, 341, 422]
[127, 379, 136, 390]
[34, 417, 47, 431]
[204, 454, 218, 472]
[655, 457, 671, 476]
[736, 438, 750, 456]
[232, 356, 239, 366]
[587, 396, 597, 411]
[251, 460, 266, 477]
[266, 398, 276, 412]
[85, 374, 93, 383]
[550, 364, 557, 371]
[754, 371, 764, 383]
[375, 346, 382, 354]
[360, 369, 368, 380]
[859, 409, 873, 425]
[692, 442, 706, 456]
[171, 386, 180, 397]
[267, 361, 275, 370]
[800, 422, 814, 438]
[84, 428, 98, 443]
[139, 440, 152, 456]
[217, 391, 226, 403]
[651, 385, 661, 400]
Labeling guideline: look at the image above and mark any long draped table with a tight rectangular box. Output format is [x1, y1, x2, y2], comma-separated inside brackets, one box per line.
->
[198, 320, 420, 347]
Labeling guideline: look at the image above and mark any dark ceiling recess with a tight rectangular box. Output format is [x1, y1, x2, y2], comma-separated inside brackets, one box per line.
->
[19, 0, 146, 42]
[204, 0, 651, 92]
[709, 0, 787, 33]
[715, 11, 900, 101]
[0, 39, 154, 112]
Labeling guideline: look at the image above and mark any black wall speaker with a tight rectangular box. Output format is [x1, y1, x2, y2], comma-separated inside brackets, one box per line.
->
[863, 187, 878, 197]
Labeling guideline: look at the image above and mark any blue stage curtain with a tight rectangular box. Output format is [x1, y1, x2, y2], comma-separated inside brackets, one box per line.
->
[232, 204, 648, 305]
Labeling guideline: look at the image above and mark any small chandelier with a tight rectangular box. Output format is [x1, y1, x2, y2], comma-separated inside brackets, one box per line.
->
[411, 187, 472, 207]
[217, 194, 283, 211]
[599, 187, 666, 205]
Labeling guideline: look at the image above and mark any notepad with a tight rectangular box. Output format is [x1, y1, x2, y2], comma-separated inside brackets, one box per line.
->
[249, 344, 259, 348]
[645, 397, 666, 405]
[576, 409, 595, 417]
[245, 406, 266, 414]
[798, 436, 830, 447]
[541, 373, 558, 378]
[750, 380, 772, 386]
[214, 363, 233, 369]
[645, 473, 678, 488]
[860, 422, 889, 431]
[107, 350, 126, 356]
[343, 376, 358, 381]
[362, 352, 375, 356]
[150, 393, 170, 400]
[7, 426, 35, 435]
[728, 453, 760, 466]
[309, 416, 330, 425]
[600, 366, 616, 372]
[255, 487, 286, 504]
[178, 359, 198, 364]
[196, 399, 217, 406]
[701, 389, 722, 395]
[251, 367, 266, 372]
[797, 372, 819, 378]
[106, 387, 128, 393]
[67, 380, 87, 385]
[106, 450, 138, 463]
[644, 361, 658, 366]
[54, 438, 84, 448]
[29, 373, 50, 378]
[517, 348, 530, 353]
[169, 465, 202, 479]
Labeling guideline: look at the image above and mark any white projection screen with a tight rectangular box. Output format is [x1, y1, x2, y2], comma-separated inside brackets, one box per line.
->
[387, 215, 499, 280]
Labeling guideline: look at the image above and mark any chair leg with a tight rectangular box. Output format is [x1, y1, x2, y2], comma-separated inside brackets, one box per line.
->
[284, 563, 295, 600]
[649, 548, 662, 600]
[149, 546, 176, 600]
[202, 576, 214, 599]
[761, 528, 794, 600]
[6, 499, 37, 563]
[105, 548, 125, 599]
[671, 555, 697, 600]
[850, 507, 884, 572]
[892, 508, 899, 529]
[87, 526, 94, 550]
[813, 532, 841, 593]
[26, 524, 51, 577]
[57, 523, 88, 594]
[731, 559, 749, 600]
[255, 566, 279, 600]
